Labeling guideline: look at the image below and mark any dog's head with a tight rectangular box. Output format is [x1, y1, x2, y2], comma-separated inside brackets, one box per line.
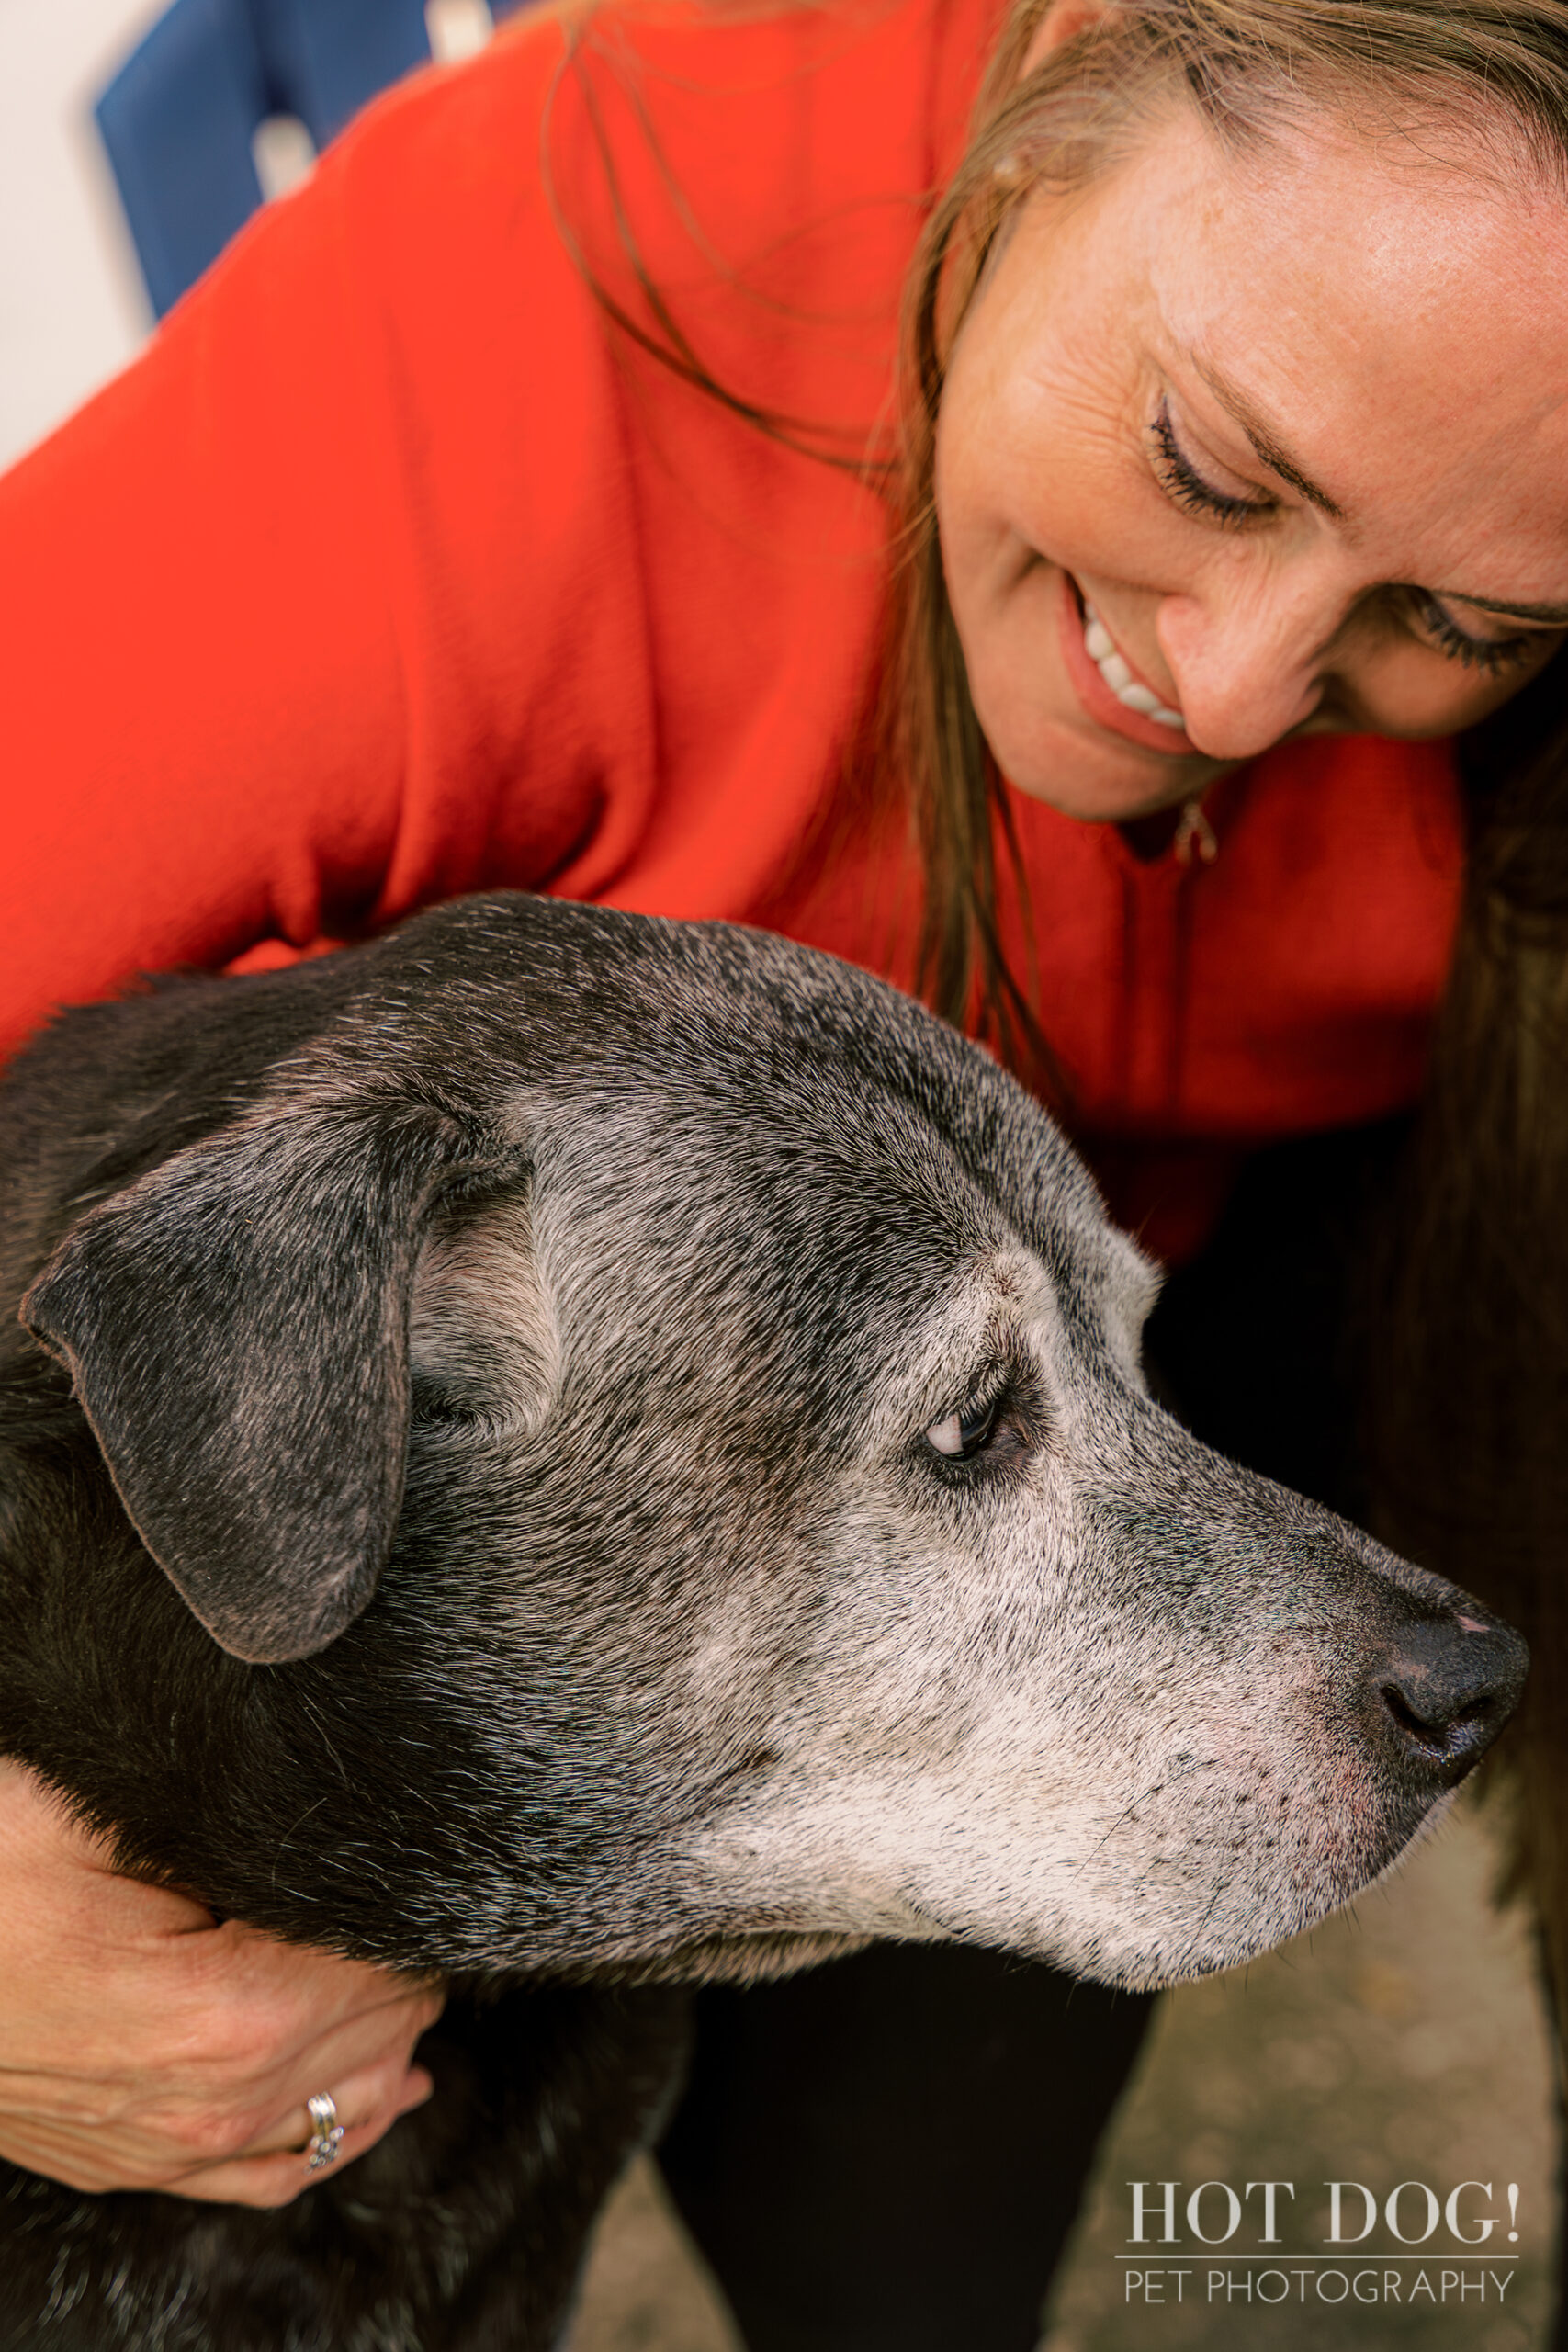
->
[9, 896, 1524, 1991]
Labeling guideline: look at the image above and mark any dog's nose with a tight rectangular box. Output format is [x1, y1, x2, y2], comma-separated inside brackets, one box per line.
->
[1371, 1613, 1528, 1788]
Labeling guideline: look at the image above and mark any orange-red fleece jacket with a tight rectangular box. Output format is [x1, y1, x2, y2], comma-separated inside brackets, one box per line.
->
[0, 0, 1462, 1261]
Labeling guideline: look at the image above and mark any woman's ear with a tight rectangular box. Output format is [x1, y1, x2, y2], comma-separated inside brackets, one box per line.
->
[1021, 0, 1113, 79]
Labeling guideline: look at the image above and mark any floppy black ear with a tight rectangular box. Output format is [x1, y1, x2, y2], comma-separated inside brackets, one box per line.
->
[22, 1098, 500, 1665]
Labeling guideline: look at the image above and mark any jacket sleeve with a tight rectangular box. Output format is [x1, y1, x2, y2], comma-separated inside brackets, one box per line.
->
[0, 20, 650, 1065]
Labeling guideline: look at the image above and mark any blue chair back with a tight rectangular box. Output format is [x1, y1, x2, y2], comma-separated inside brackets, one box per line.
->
[96, 0, 522, 319]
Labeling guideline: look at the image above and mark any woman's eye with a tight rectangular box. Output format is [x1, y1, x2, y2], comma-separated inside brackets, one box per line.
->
[925, 1394, 1003, 1460]
[1148, 399, 1272, 528]
[1404, 589, 1546, 679]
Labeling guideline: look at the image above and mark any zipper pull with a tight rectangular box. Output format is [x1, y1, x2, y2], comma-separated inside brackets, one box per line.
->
[1173, 797, 1218, 866]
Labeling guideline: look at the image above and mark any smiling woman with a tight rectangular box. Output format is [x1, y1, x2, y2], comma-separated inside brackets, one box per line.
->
[938, 110, 1568, 800]
[890, 0, 1568, 1035]
[4, 0, 1568, 2346]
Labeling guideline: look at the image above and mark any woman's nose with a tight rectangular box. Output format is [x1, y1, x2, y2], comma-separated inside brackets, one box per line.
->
[1156, 582, 1332, 760]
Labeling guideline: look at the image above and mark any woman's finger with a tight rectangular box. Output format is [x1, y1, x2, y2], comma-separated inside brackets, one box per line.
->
[164, 1919, 446, 2076]
[0, 1978, 444, 2122]
[105, 1987, 444, 2176]
[216, 1981, 445, 2129]
[162, 2071, 437, 2209]
[0, 2063, 437, 2201]
[0, 1978, 443, 2185]
[242, 2058, 436, 2160]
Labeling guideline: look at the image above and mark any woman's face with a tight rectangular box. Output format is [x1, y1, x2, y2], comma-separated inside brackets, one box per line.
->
[935, 100, 1568, 821]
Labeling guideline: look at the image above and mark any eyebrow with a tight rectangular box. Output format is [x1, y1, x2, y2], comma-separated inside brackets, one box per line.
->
[1191, 356, 1347, 519]
[1440, 591, 1568, 625]
[1191, 353, 1568, 625]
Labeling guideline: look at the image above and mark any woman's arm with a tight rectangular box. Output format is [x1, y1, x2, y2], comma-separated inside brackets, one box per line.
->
[0, 16, 637, 1068]
[0, 154, 410, 1062]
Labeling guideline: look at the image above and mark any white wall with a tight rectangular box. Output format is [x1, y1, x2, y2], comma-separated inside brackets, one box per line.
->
[0, 0, 494, 476]
[0, 0, 167, 472]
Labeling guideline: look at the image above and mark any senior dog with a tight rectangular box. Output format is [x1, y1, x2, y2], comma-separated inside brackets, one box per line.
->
[0, 893, 1525, 2349]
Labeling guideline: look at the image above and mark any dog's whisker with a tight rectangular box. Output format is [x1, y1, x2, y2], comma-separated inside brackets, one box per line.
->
[1069, 1754, 1212, 1876]
[270, 1793, 332, 1892]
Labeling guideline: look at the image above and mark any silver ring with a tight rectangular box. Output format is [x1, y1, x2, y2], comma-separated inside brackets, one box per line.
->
[304, 2091, 344, 2171]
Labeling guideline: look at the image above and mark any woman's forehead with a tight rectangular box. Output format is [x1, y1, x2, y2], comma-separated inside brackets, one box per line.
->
[1113, 105, 1568, 588]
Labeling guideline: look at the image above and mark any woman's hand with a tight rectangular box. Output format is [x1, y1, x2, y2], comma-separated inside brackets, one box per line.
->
[0, 1758, 443, 2206]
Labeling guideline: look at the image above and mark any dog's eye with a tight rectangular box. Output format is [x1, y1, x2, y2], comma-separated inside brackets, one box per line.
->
[925, 1393, 1003, 1460]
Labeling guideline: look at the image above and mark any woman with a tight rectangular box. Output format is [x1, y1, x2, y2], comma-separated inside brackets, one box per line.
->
[3, 0, 1567, 2342]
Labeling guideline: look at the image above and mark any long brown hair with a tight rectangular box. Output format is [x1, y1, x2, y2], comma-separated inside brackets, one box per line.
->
[556, 0, 1568, 2028]
[1373, 650, 1568, 2019]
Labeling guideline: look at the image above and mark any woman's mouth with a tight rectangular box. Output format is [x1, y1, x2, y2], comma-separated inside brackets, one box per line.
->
[1056, 574, 1197, 755]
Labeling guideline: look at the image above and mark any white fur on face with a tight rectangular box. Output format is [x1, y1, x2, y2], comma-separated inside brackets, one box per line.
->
[642, 1238, 1431, 1990]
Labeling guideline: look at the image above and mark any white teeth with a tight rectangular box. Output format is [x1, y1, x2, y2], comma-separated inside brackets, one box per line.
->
[1081, 597, 1185, 729]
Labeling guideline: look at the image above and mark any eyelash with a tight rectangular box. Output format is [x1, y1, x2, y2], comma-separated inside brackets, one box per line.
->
[1148, 400, 1269, 528]
[1149, 400, 1547, 677]
[1404, 591, 1539, 679]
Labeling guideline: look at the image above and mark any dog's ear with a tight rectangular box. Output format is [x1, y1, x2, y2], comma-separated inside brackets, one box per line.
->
[21, 1099, 503, 1665]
